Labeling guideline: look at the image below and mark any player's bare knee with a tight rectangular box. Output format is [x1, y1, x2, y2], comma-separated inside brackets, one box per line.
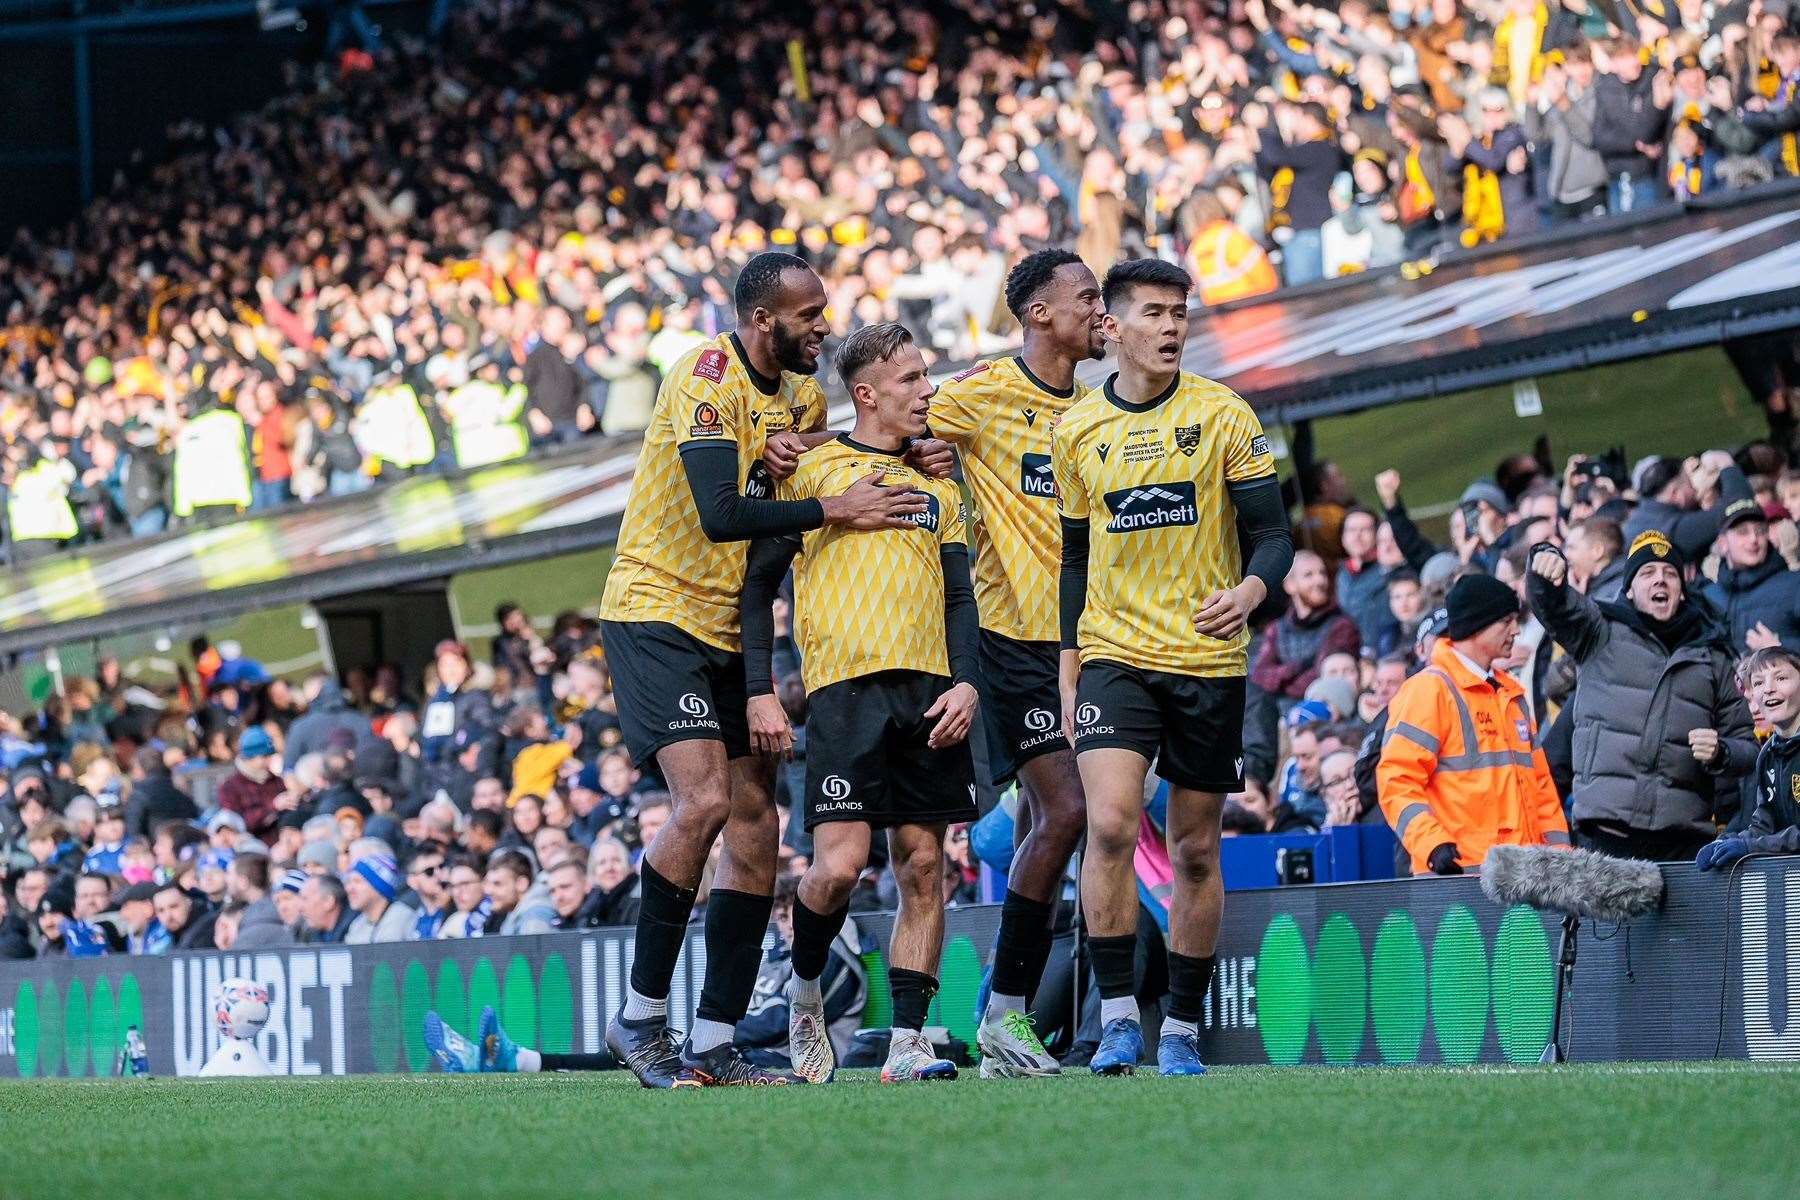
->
[804, 856, 860, 909]
[892, 843, 943, 899]
[1170, 832, 1220, 887]
[725, 793, 779, 844]
[1086, 805, 1138, 862]
[669, 781, 731, 834]
[1036, 796, 1086, 856]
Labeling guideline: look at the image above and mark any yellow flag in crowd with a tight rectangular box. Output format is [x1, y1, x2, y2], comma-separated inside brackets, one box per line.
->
[788, 39, 811, 103]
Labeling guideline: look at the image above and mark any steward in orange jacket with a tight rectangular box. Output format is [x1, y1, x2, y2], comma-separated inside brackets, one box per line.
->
[1188, 220, 1279, 307]
[1378, 574, 1570, 874]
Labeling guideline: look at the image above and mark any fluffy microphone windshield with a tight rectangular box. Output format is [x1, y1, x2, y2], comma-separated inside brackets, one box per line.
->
[1481, 845, 1665, 923]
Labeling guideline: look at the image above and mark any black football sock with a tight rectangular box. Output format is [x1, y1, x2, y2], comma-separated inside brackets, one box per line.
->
[888, 968, 938, 1033]
[989, 889, 1055, 1004]
[694, 888, 775, 1028]
[789, 896, 850, 983]
[1165, 951, 1217, 1028]
[624, 862, 698, 1011]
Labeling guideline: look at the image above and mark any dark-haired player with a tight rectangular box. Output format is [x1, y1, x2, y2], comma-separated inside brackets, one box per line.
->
[741, 322, 980, 1085]
[930, 247, 1105, 1077]
[597, 252, 931, 1087]
[1052, 259, 1293, 1076]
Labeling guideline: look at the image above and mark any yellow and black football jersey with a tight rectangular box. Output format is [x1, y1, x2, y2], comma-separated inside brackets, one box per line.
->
[599, 333, 827, 651]
[931, 356, 1087, 644]
[777, 436, 968, 692]
[1051, 372, 1275, 676]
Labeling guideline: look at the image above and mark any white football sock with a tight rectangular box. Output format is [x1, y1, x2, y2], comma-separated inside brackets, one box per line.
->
[984, 992, 1027, 1023]
[789, 974, 822, 1006]
[1100, 996, 1139, 1027]
[1161, 1017, 1199, 1039]
[621, 986, 667, 1023]
[515, 1047, 543, 1072]
[687, 1018, 735, 1055]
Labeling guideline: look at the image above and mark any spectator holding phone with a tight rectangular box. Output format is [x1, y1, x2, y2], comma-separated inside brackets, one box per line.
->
[1625, 451, 1748, 563]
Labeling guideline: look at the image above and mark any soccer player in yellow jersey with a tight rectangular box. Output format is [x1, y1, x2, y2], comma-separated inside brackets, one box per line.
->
[1051, 259, 1293, 1077]
[929, 248, 1105, 1077]
[596, 253, 933, 1088]
[740, 323, 981, 1086]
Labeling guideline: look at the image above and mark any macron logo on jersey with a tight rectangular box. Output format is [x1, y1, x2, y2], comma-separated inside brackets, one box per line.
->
[1019, 453, 1057, 498]
[1103, 481, 1197, 532]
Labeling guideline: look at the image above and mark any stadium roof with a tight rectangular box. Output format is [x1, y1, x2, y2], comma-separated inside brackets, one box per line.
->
[3, 183, 1798, 653]
[0, 445, 645, 654]
[1138, 180, 1800, 421]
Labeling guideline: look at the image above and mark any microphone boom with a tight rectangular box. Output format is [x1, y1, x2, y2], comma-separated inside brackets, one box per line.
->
[1480, 844, 1664, 923]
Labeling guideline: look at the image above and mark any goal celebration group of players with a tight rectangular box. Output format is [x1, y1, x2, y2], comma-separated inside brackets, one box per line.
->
[591, 245, 1293, 1086]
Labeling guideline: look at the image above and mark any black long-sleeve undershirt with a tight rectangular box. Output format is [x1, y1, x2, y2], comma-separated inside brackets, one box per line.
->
[1059, 517, 1089, 651]
[941, 544, 980, 689]
[680, 442, 824, 543]
[1228, 473, 1296, 602]
[741, 532, 802, 696]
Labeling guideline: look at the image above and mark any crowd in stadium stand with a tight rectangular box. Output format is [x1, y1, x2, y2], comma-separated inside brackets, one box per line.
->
[2, 0, 1799, 558]
[0, 604, 990, 960]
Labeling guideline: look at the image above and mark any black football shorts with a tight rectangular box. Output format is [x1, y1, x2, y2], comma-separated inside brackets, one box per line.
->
[803, 670, 978, 831]
[977, 629, 1070, 788]
[1071, 661, 1246, 793]
[598, 620, 752, 767]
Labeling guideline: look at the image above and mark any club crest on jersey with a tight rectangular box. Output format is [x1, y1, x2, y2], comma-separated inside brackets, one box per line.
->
[1019, 453, 1057, 498]
[1174, 424, 1203, 456]
[690, 401, 724, 437]
[1103, 481, 1198, 532]
[692, 348, 728, 383]
[1096, 442, 1111, 462]
[1023, 407, 1038, 427]
[950, 361, 992, 383]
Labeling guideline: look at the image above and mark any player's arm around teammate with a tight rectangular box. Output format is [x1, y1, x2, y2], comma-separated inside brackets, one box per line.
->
[598, 255, 935, 1089]
[741, 323, 979, 1084]
[929, 250, 1111, 1075]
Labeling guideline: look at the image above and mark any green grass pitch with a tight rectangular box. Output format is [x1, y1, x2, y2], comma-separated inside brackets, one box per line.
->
[1, 1062, 1791, 1198]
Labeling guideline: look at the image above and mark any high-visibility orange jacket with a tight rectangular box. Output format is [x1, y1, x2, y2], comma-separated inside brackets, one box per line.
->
[1377, 641, 1570, 873]
[1188, 220, 1279, 307]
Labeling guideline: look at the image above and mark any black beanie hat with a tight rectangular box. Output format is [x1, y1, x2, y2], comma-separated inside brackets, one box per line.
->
[1445, 574, 1519, 642]
[1621, 530, 1685, 594]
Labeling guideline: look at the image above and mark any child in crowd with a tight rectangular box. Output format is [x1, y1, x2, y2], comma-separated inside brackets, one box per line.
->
[1698, 647, 1800, 869]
